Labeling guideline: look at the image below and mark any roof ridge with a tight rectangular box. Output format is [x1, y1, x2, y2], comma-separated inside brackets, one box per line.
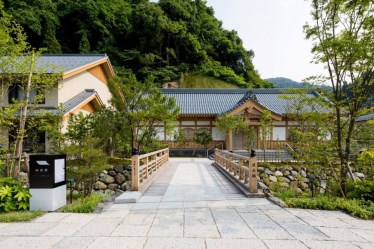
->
[40, 54, 107, 57]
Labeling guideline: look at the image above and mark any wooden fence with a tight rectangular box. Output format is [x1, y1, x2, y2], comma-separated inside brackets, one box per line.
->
[214, 149, 258, 193]
[131, 148, 169, 191]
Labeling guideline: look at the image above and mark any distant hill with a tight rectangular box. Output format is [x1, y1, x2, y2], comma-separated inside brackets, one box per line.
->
[266, 77, 331, 90]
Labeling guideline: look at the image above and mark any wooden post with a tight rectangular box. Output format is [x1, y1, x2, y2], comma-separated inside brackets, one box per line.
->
[145, 156, 149, 179]
[229, 154, 233, 172]
[131, 155, 139, 191]
[249, 155, 258, 193]
[214, 148, 218, 163]
[227, 131, 233, 151]
[239, 158, 244, 180]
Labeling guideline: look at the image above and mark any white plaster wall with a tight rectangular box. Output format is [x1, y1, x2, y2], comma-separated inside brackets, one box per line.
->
[273, 121, 286, 126]
[197, 121, 210, 125]
[58, 71, 112, 106]
[273, 127, 286, 141]
[181, 121, 195, 125]
[212, 127, 225, 141]
[166, 127, 178, 141]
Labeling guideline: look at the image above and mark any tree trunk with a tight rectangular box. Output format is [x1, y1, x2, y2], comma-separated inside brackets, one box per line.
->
[13, 52, 35, 179]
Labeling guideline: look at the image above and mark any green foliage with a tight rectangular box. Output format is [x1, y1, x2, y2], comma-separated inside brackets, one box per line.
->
[179, 73, 238, 89]
[60, 194, 104, 213]
[347, 180, 374, 202]
[193, 129, 212, 149]
[174, 128, 188, 148]
[357, 148, 374, 177]
[0, 177, 30, 212]
[62, 113, 109, 196]
[0, 210, 44, 222]
[283, 195, 374, 220]
[2, 0, 271, 88]
[108, 74, 179, 153]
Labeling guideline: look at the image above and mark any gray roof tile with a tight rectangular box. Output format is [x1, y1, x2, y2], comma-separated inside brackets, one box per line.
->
[160, 88, 324, 116]
[357, 113, 374, 122]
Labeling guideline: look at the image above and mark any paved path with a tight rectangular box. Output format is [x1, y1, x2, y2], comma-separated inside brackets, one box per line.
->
[0, 158, 373, 249]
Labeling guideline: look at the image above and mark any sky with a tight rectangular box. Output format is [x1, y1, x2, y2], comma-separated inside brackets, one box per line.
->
[205, 0, 325, 82]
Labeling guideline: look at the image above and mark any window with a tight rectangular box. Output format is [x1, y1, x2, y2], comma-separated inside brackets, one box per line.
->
[8, 84, 45, 104]
[183, 128, 195, 140]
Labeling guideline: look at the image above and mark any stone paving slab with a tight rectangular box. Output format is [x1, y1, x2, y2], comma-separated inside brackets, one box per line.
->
[0, 158, 373, 249]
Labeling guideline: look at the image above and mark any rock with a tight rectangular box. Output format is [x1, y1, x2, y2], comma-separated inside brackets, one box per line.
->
[303, 178, 309, 183]
[108, 184, 118, 190]
[102, 170, 108, 174]
[291, 170, 299, 176]
[299, 182, 309, 190]
[287, 175, 295, 181]
[355, 172, 365, 178]
[274, 171, 283, 177]
[290, 181, 298, 188]
[115, 173, 126, 185]
[264, 168, 273, 175]
[269, 175, 277, 182]
[115, 189, 125, 195]
[256, 176, 261, 181]
[257, 167, 264, 172]
[295, 188, 303, 194]
[300, 170, 307, 177]
[280, 183, 289, 188]
[260, 173, 268, 179]
[281, 177, 290, 183]
[113, 165, 124, 173]
[108, 170, 116, 177]
[123, 171, 131, 180]
[104, 189, 116, 196]
[100, 175, 115, 184]
[18, 172, 29, 186]
[121, 182, 131, 191]
[95, 181, 107, 190]
[124, 165, 132, 171]
[284, 166, 293, 171]
[283, 170, 290, 176]
[258, 182, 268, 190]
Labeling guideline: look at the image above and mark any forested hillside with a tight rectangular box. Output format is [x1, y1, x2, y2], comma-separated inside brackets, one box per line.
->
[2, 0, 272, 88]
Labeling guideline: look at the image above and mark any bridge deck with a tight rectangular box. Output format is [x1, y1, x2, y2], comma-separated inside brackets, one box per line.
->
[0, 158, 373, 249]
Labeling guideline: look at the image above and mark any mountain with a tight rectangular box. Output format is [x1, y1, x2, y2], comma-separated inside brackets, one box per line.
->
[266, 77, 331, 90]
[2, 0, 271, 88]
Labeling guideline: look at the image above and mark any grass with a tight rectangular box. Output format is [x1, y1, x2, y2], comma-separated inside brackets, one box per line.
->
[0, 211, 44, 222]
[60, 194, 105, 213]
[180, 73, 238, 88]
[275, 189, 374, 219]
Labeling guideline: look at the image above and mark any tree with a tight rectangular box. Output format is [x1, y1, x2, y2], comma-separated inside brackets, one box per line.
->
[215, 114, 248, 151]
[193, 129, 212, 149]
[304, 0, 374, 196]
[0, 3, 60, 178]
[108, 74, 179, 154]
[259, 110, 273, 161]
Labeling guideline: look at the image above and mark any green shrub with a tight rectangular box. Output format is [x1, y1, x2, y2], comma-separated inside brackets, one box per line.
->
[0, 177, 31, 212]
[284, 195, 374, 219]
[347, 180, 374, 201]
[60, 194, 105, 213]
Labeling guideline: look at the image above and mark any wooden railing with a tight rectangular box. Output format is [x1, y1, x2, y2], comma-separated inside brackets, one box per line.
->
[214, 149, 258, 193]
[131, 148, 169, 191]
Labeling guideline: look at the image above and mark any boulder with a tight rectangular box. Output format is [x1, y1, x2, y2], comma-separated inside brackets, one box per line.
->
[115, 173, 126, 185]
[264, 168, 273, 175]
[108, 184, 118, 190]
[274, 171, 283, 177]
[283, 170, 290, 176]
[281, 177, 290, 183]
[295, 188, 303, 195]
[303, 178, 309, 183]
[124, 165, 132, 171]
[257, 167, 265, 172]
[108, 170, 116, 177]
[100, 175, 115, 184]
[113, 165, 124, 173]
[280, 182, 289, 188]
[290, 181, 298, 188]
[299, 182, 309, 190]
[258, 182, 268, 190]
[121, 181, 131, 191]
[300, 170, 307, 177]
[269, 175, 277, 183]
[291, 170, 299, 176]
[95, 181, 107, 190]
[287, 175, 295, 181]
[104, 189, 116, 196]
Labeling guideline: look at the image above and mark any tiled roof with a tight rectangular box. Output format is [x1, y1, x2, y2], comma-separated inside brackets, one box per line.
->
[24, 89, 101, 116]
[160, 88, 324, 116]
[36, 54, 109, 73]
[357, 113, 374, 122]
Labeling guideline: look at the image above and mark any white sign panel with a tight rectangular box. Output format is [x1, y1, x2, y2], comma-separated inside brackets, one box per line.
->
[54, 159, 65, 184]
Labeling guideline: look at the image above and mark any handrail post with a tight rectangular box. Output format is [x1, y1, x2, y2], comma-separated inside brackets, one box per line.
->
[145, 156, 149, 179]
[131, 155, 140, 191]
[249, 153, 258, 193]
[239, 158, 244, 180]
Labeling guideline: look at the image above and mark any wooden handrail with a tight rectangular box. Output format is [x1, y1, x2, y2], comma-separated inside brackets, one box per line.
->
[214, 149, 258, 193]
[131, 148, 169, 191]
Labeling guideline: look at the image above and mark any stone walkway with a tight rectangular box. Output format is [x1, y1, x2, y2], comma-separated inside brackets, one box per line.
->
[0, 158, 373, 249]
